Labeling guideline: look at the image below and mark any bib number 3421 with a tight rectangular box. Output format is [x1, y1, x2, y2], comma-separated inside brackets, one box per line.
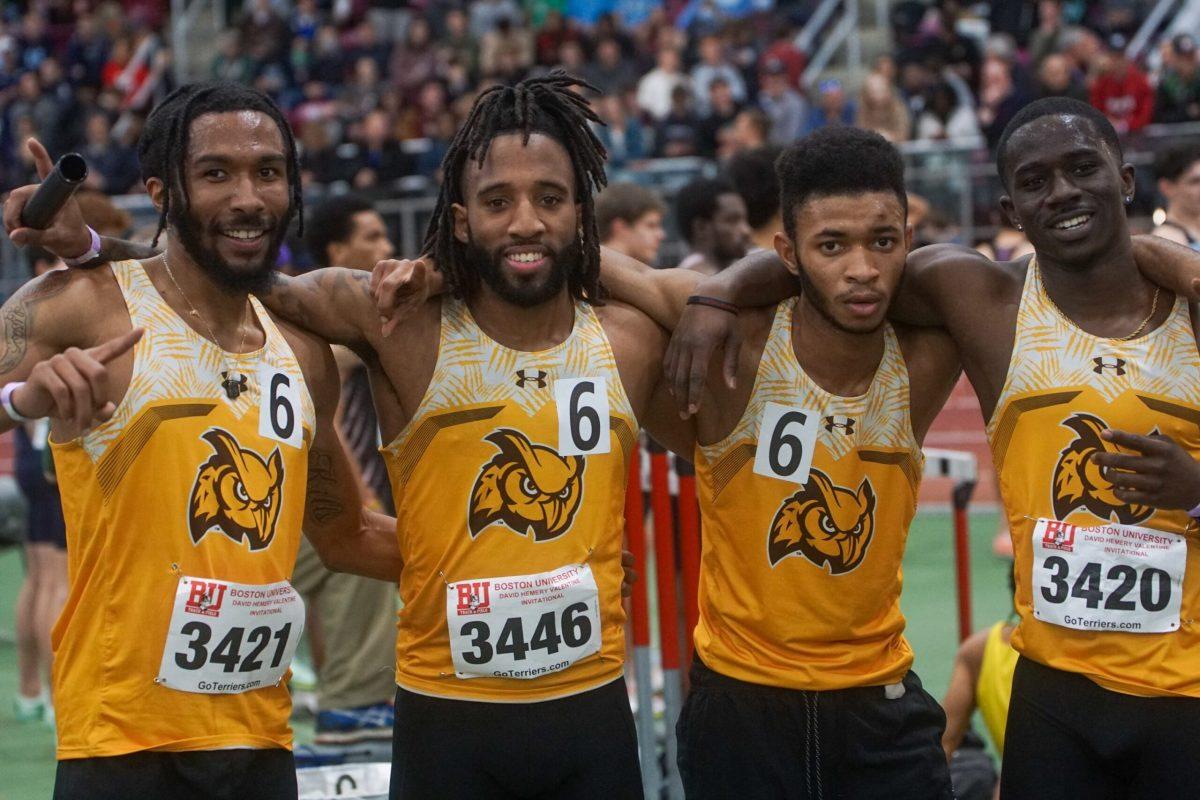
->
[1031, 518, 1185, 634]
[446, 563, 601, 680]
[157, 576, 305, 694]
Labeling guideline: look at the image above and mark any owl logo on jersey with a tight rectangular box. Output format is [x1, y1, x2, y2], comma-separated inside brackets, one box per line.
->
[1052, 412, 1152, 524]
[468, 429, 585, 541]
[768, 469, 876, 573]
[189, 429, 285, 551]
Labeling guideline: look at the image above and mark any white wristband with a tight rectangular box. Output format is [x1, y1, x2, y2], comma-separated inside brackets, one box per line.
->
[1189, 500, 1200, 520]
[0, 382, 32, 423]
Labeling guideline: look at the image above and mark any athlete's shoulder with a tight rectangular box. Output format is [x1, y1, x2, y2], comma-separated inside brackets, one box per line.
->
[9, 263, 124, 349]
[596, 298, 668, 346]
[270, 313, 339, 412]
[893, 321, 962, 443]
[909, 243, 1027, 288]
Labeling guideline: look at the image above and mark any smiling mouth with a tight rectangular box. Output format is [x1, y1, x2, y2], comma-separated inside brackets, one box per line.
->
[1052, 213, 1093, 231]
[504, 249, 549, 271]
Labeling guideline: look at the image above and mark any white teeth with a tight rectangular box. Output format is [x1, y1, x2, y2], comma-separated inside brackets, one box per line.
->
[1055, 215, 1091, 230]
[224, 229, 264, 240]
[509, 252, 541, 263]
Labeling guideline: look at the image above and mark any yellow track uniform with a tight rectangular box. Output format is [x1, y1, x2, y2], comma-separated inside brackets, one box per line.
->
[976, 622, 1018, 753]
[693, 298, 923, 690]
[989, 261, 1200, 697]
[382, 298, 636, 702]
[51, 260, 314, 759]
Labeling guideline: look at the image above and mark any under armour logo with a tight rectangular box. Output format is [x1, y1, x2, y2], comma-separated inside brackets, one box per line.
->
[515, 369, 548, 388]
[824, 415, 855, 435]
[1092, 356, 1126, 376]
[220, 371, 249, 400]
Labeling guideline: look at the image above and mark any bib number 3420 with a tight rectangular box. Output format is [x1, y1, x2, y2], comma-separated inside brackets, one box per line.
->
[1032, 518, 1185, 634]
[446, 563, 601, 680]
[157, 576, 305, 694]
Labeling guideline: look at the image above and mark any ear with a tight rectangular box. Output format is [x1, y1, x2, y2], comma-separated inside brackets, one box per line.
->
[856, 477, 876, 514]
[146, 177, 166, 213]
[773, 230, 801, 278]
[1119, 162, 1136, 203]
[999, 194, 1019, 229]
[452, 202, 469, 245]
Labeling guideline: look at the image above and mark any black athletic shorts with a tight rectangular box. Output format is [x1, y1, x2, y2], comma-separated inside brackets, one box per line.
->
[1002, 656, 1200, 799]
[677, 657, 953, 800]
[390, 677, 642, 800]
[53, 747, 297, 800]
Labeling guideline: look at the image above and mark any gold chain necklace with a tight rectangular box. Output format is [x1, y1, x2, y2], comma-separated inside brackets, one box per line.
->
[162, 251, 252, 399]
[1039, 261, 1162, 342]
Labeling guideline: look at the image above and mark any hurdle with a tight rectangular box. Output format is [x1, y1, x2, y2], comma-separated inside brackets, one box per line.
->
[624, 452, 660, 800]
[923, 448, 980, 642]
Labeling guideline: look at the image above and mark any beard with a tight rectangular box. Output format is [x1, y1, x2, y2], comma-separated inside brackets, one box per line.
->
[463, 235, 583, 308]
[794, 258, 885, 336]
[168, 201, 288, 296]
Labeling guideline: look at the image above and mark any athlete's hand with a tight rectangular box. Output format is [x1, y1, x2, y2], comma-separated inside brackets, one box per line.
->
[369, 256, 444, 337]
[12, 328, 143, 435]
[663, 303, 741, 418]
[2, 138, 92, 259]
[620, 549, 638, 598]
[1096, 429, 1200, 511]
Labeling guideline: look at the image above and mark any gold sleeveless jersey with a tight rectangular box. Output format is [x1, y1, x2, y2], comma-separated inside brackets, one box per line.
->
[50, 260, 315, 758]
[382, 297, 637, 702]
[976, 623, 1017, 754]
[693, 298, 922, 690]
[988, 261, 1200, 697]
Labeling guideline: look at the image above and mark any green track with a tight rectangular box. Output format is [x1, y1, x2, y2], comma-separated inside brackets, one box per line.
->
[0, 511, 1009, 800]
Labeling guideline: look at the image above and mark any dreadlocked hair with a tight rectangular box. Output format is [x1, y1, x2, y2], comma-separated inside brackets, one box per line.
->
[137, 81, 303, 248]
[423, 71, 610, 303]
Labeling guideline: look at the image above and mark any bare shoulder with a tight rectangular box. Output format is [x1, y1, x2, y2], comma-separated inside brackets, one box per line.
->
[908, 243, 1027, 295]
[597, 298, 669, 349]
[13, 264, 124, 344]
[894, 321, 963, 443]
[271, 313, 339, 410]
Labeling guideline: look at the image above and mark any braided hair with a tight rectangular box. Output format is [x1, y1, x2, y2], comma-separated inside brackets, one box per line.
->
[424, 71, 609, 303]
[137, 81, 303, 247]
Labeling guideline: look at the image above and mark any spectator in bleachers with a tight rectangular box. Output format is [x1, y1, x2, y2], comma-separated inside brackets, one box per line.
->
[65, 13, 109, 90]
[637, 45, 691, 121]
[470, 0, 522, 40]
[534, 10, 581, 68]
[977, 55, 1029, 149]
[856, 72, 912, 143]
[655, 83, 702, 157]
[291, 0, 323, 42]
[692, 33, 747, 116]
[1061, 24, 1102, 78]
[349, 109, 412, 191]
[585, 36, 639, 97]
[440, 8, 479, 80]
[298, 118, 344, 185]
[725, 144, 783, 252]
[595, 94, 649, 169]
[343, 56, 385, 121]
[1037, 52, 1088, 102]
[802, 78, 855, 136]
[1090, 33, 1154, 135]
[1154, 34, 1200, 125]
[210, 30, 256, 83]
[596, 182, 668, 266]
[1028, 0, 1067, 69]
[758, 57, 806, 146]
[80, 111, 139, 195]
[698, 76, 743, 157]
[15, 11, 52, 71]
[310, 24, 347, 83]
[237, 0, 290, 70]
[479, 16, 534, 82]
[1153, 143, 1200, 250]
[915, 81, 980, 140]
[918, 4, 983, 93]
[724, 108, 771, 158]
[674, 175, 753, 274]
[555, 39, 589, 81]
[758, 15, 806, 89]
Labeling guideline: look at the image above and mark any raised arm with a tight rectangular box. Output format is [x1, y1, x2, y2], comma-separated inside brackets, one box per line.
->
[261, 269, 379, 348]
[597, 246, 701, 330]
[288, 324, 402, 581]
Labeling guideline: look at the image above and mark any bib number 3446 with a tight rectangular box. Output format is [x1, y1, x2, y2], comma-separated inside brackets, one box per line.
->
[1031, 518, 1185, 634]
[446, 563, 601, 680]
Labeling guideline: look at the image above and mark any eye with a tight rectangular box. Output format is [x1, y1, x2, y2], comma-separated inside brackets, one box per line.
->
[541, 194, 562, 207]
[1021, 176, 1044, 190]
[875, 236, 897, 249]
[259, 166, 281, 179]
[852, 522, 863, 535]
[263, 495, 272, 508]
[558, 485, 572, 499]
[521, 475, 538, 497]
[235, 481, 249, 502]
[818, 241, 841, 255]
[204, 168, 228, 180]
[1073, 162, 1098, 176]
[820, 515, 836, 534]
[486, 197, 507, 210]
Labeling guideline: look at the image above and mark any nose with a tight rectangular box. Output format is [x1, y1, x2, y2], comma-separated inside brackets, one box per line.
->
[229, 172, 267, 217]
[844, 248, 881, 284]
[508, 197, 546, 240]
[1046, 168, 1083, 208]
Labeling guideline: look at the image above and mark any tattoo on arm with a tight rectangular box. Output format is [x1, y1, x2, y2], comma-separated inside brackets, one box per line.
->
[97, 236, 161, 265]
[0, 270, 74, 373]
[305, 448, 346, 525]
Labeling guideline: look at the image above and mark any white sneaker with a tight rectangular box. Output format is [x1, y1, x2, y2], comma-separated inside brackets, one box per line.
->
[13, 691, 46, 722]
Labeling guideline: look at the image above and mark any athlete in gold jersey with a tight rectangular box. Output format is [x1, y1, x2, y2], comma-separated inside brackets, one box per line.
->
[1, 84, 400, 800]
[670, 97, 1200, 797]
[583, 127, 959, 799]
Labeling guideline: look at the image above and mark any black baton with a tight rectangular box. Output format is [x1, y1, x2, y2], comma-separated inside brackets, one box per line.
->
[20, 153, 89, 230]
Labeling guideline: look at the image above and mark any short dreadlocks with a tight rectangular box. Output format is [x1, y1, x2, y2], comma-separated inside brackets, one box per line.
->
[423, 71, 609, 303]
[137, 81, 303, 247]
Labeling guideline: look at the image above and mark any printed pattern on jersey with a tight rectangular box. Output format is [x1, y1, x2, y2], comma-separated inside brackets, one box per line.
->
[80, 260, 315, 463]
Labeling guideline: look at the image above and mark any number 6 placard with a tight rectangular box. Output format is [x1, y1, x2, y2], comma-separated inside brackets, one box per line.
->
[753, 402, 820, 485]
[555, 377, 610, 457]
[258, 366, 304, 448]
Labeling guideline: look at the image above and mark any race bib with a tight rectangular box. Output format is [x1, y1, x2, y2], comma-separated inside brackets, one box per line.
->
[258, 365, 304, 448]
[446, 563, 601, 679]
[555, 377, 610, 456]
[156, 576, 305, 694]
[1031, 518, 1185, 634]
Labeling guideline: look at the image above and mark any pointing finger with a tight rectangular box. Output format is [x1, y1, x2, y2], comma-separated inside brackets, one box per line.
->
[87, 327, 144, 364]
[27, 138, 53, 181]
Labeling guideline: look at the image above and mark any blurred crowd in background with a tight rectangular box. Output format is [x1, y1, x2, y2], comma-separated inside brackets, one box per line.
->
[1, 0, 1199, 257]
